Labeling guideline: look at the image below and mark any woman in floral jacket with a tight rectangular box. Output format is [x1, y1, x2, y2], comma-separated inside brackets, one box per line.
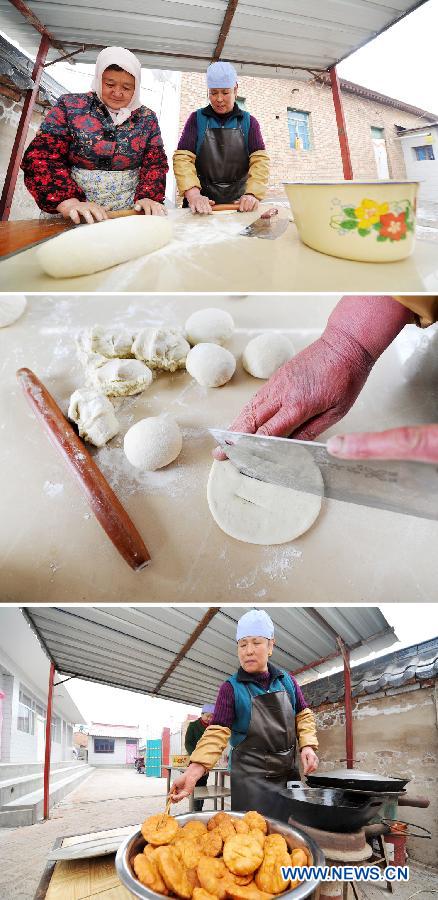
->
[21, 46, 169, 224]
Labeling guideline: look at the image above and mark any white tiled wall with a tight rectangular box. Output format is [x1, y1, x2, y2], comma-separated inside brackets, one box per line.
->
[88, 736, 131, 766]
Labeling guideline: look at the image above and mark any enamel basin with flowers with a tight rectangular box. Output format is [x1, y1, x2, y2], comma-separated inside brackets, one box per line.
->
[283, 180, 419, 262]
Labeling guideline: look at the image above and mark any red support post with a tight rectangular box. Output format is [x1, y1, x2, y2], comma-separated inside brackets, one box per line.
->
[0, 33, 50, 221]
[43, 662, 55, 820]
[329, 65, 353, 180]
[339, 640, 354, 769]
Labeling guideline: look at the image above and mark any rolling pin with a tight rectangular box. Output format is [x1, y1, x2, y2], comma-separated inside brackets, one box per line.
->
[17, 368, 150, 571]
[107, 208, 141, 219]
[212, 203, 241, 211]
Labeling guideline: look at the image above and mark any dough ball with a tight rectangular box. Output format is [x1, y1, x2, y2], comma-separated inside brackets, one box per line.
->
[185, 308, 234, 346]
[186, 343, 236, 388]
[207, 459, 322, 544]
[132, 326, 190, 371]
[242, 333, 295, 379]
[78, 325, 134, 361]
[36, 215, 172, 278]
[0, 294, 27, 327]
[88, 358, 153, 397]
[124, 416, 182, 470]
[67, 389, 119, 448]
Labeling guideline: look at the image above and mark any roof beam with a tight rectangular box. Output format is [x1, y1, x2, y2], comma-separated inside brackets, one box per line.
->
[306, 608, 346, 645]
[213, 0, 240, 61]
[7, 0, 67, 54]
[153, 608, 220, 693]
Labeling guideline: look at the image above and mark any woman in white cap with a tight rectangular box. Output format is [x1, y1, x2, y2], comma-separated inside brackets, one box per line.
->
[21, 46, 168, 223]
[170, 609, 319, 817]
[185, 703, 215, 812]
[173, 61, 270, 214]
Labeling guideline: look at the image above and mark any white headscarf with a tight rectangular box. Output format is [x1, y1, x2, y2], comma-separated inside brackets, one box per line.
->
[91, 46, 142, 125]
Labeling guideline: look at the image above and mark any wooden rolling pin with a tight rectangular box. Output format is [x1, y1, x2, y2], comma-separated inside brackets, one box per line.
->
[107, 208, 141, 219]
[17, 368, 150, 571]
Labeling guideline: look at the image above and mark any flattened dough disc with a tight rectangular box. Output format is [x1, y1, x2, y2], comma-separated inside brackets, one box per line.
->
[207, 459, 323, 544]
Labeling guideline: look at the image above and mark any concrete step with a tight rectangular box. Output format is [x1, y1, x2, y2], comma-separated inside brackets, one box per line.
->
[0, 762, 89, 805]
[0, 766, 94, 827]
[0, 760, 83, 780]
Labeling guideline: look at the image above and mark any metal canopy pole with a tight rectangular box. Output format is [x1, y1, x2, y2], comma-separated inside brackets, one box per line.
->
[329, 65, 353, 180]
[43, 662, 55, 820]
[0, 33, 50, 221]
[337, 638, 354, 769]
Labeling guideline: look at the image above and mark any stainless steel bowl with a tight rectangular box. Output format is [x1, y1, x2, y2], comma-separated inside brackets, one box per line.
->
[115, 811, 325, 900]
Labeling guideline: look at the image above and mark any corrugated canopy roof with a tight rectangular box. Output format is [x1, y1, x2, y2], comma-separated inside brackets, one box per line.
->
[0, 0, 430, 80]
[22, 606, 397, 707]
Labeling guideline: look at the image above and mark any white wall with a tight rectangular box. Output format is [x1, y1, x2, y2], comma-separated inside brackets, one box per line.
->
[0, 649, 75, 764]
[88, 735, 133, 766]
[400, 126, 438, 203]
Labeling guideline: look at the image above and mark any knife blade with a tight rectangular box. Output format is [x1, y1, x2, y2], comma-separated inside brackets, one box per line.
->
[239, 207, 288, 239]
[46, 827, 138, 861]
[208, 429, 438, 521]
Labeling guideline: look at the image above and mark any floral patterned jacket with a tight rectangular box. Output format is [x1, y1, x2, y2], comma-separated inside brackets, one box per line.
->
[21, 92, 169, 213]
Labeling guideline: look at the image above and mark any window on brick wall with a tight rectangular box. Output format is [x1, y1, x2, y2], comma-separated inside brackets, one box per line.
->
[94, 737, 115, 753]
[371, 126, 385, 140]
[287, 109, 311, 150]
[18, 689, 35, 734]
[414, 144, 435, 160]
[236, 96, 247, 111]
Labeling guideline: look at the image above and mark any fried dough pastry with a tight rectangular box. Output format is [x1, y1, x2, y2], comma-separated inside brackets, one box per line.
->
[290, 848, 307, 868]
[200, 828, 223, 857]
[250, 830, 265, 850]
[142, 814, 180, 846]
[225, 882, 273, 900]
[255, 834, 291, 895]
[133, 852, 169, 894]
[207, 812, 233, 832]
[183, 821, 209, 838]
[223, 835, 264, 876]
[233, 875, 254, 886]
[144, 843, 159, 859]
[241, 812, 268, 835]
[155, 845, 194, 899]
[197, 856, 235, 900]
[215, 819, 236, 842]
[193, 889, 219, 900]
[178, 839, 203, 869]
[233, 820, 250, 835]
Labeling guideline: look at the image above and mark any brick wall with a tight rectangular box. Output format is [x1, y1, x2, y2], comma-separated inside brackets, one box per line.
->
[178, 73, 431, 197]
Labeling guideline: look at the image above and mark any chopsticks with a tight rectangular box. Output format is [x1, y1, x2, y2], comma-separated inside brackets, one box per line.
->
[157, 796, 172, 829]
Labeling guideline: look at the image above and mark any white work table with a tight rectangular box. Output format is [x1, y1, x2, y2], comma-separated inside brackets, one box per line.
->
[0, 206, 437, 292]
[0, 294, 437, 603]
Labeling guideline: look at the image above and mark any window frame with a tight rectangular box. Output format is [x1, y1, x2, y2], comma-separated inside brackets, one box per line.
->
[94, 737, 115, 754]
[17, 688, 35, 735]
[413, 144, 435, 161]
[287, 108, 312, 151]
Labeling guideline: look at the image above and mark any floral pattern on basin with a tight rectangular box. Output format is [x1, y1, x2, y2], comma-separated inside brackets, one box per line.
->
[330, 196, 415, 242]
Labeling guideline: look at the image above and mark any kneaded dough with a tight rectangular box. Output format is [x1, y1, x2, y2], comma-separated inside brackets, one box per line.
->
[36, 216, 173, 278]
[77, 325, 134, 365]
[186, 343, 236, 387]
[207, 459, 322, 544]
[124, 416, 182, 470]
[242, 333, 295, 379]
[0, 294, 27, 327]
[132, 327, 190, 371]
[185, 307, 234, 345]
[68, 388, 119, 447]
[87, 358, 153, 397]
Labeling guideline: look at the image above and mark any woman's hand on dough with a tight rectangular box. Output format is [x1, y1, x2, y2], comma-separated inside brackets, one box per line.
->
[134, 198, 167, 216]
[56, 198, 108, 225]
[327, 424, 438, 463]
[238, 194, 259, 212]
[213, 332, 373, 459]
[300, 747, 319, 775]
[185, 187, 215, 215]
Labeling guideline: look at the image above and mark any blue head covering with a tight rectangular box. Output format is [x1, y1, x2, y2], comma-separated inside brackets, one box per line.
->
[236, 609, 275, 641]
[207, 61, 238, 89]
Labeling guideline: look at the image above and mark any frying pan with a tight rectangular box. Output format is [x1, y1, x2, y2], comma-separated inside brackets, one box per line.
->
[277, 784, 384, 833]
[306, 769, 410, 793]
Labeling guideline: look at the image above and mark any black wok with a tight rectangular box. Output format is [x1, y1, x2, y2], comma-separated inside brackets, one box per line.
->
[306, 768, 410, 793]
[275, 783, 385, 833]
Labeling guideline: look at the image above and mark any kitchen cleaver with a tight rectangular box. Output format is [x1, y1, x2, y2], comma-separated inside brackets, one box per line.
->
[209, 429, 438, 521]
[239, 207, 289, 239]
[47, 828, 138, 861]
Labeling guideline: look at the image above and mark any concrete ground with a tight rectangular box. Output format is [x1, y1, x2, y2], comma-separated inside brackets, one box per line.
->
[0, 768, 436, 900]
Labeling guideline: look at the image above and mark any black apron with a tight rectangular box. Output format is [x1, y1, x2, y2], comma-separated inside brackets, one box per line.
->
[231, 690, 299, 819]
[195, 126, 249, 204]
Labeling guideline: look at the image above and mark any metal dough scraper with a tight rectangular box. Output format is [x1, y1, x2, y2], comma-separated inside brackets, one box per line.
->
[239, 207, 289, 239]
[208, 429, 438, 521]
